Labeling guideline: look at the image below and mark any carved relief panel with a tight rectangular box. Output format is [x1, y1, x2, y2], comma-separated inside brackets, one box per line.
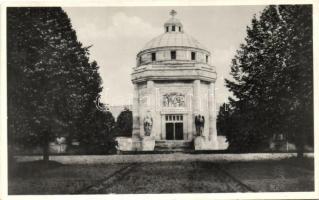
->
[162, 92, 186, 107]
[156, 85, 193, 112]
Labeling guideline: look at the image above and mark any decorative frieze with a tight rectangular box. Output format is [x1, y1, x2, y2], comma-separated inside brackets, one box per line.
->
[162, 92, 186, 107]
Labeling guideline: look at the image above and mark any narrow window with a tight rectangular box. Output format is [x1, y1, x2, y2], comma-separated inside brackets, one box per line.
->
[179, 26, 181, 32]
[171, 51, 176, 60]
[191, 52, 196, 60]
[206, 55, 209, 63]
[151, 52, 156, 61]
[172, 25, 175, 32]
[139, 56, 142, 64]
[166, 26, 169, 32]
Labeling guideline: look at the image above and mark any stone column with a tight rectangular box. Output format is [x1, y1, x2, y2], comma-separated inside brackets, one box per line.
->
[193, 80, 200, 138]
[193, 80, 200, 114]
[132, 83, 140, 138]
[146, 80, 155, 138]
[147, 80, 154, 106]
[208, 82, 218, 147]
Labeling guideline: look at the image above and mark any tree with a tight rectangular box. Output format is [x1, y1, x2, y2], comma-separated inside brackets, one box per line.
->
[218, 5, 313, 154]
[77, 109, 117, 154]
[7, 7, 103, 161]
[278, 5, 313, 157]
[116, 107, 133, 137]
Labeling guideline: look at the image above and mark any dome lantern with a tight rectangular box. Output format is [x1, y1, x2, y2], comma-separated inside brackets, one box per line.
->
[164, 10, 183, 33]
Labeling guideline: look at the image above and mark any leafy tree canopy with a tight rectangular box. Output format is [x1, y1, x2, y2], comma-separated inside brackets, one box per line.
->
[7, 7, 106, 160]
[217, 5, 313, 154]
[116, 108, 133, 137]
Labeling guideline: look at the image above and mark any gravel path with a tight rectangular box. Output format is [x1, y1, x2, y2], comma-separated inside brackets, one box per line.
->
[15, 153, 314, 164]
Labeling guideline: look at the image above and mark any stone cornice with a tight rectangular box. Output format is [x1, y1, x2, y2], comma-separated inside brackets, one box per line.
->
[135, 63, 215, 70]
[131, 64, 217, 84]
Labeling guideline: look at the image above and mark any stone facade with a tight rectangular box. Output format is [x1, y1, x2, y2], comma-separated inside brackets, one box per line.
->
[117, 11, 225, 151]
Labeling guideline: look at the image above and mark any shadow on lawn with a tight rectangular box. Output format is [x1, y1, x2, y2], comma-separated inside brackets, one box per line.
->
[280, 156, 314, 170]
[9, 160, 64, 179]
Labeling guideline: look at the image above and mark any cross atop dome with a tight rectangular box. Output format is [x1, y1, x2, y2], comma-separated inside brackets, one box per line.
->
[170, 9, 177, 18]
[164, 10, 183, 33]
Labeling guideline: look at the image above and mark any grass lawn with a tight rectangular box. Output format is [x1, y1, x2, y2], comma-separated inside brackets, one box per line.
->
[219, 157, 314, 192]
[8, 160, 130, 194]
[8, 157, 314, 194]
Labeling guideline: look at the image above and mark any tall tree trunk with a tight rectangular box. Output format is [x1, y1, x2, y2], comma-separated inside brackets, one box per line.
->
[43, 131, 49, 162]
[297, 140, 304, 158]
[296, 128, 305, 158]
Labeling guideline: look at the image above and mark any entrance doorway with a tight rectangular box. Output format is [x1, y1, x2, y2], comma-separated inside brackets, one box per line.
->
[165, 114, 183, 140]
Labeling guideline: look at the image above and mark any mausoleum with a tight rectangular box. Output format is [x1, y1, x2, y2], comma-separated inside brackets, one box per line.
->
[116, 10, 228, 151]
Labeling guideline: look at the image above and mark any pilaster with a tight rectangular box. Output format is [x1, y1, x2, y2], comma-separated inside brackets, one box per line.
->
[132, 83, 140, 138]
[208, 82, 217, 146]
[193, 80, 200, 114]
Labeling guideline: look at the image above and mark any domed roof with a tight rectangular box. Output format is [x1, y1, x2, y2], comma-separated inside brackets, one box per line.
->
[139, 10, 209, 53]
[141, 32, 209, 52]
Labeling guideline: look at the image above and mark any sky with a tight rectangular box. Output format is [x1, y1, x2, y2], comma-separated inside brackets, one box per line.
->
[63, 6, 266, 106]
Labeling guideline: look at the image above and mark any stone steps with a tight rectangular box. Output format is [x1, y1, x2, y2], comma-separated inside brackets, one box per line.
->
[154, 140, 193, 151]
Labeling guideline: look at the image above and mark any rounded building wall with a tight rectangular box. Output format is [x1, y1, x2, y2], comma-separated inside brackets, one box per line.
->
[137, 47, 211, 67]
